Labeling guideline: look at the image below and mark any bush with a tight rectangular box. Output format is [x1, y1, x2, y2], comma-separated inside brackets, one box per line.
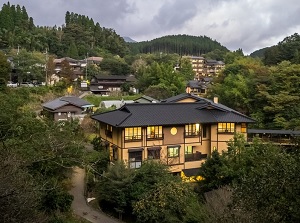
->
[42, 188, 74, 213]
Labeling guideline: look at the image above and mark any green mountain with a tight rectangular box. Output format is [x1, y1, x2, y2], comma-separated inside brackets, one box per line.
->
[250, 47, 269, 59]
[128, 34, 229, 56]
[250, 33, 300, 65]
[0, 2, 128, 58]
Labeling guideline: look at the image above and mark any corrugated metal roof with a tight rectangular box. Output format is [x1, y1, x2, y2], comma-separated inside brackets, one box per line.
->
[92, 102, 255, 127]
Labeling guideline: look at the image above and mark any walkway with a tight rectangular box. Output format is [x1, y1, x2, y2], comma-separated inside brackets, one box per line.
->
[70, 166, 120, 223]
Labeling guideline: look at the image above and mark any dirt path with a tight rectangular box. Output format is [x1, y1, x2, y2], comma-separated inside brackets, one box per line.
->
[70, 166, 120, 223]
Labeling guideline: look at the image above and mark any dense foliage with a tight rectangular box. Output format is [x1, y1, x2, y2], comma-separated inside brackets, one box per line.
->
[96, 161, 208, 222]
[250, 33, 300, 65]
[208, 54, 300, 129]
[0, 87, 86, 222]
[129, 34, 229, 56]
[197, 134, 300, 223]
[0, 2, 128, 58]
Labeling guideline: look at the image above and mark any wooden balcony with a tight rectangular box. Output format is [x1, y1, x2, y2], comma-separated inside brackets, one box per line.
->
[185, 152, 207, 162]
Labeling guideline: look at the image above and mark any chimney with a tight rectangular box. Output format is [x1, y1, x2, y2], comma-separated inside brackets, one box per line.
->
[213, 97, 218, 104]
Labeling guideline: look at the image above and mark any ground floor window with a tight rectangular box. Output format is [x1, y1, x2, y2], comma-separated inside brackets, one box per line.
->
[147, 147, 161, 159]
[185, 146, 193, 154]
[167, 145, 180, 158]
[128, 150, 142, 168]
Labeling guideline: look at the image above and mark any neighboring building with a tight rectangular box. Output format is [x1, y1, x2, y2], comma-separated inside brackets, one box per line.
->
[134, 95, 159, 103]
[100, 100, 135, 109]
[186, 77, 213, 96]
[89, 75, 137, 95]
[183, 56, 205, 78]
[205, 60, 225, 76]
[183, 56, 225, 79]
[42, 96, 94, 122]
[247, 129, 300, 146]
[91, 93, 255, 174]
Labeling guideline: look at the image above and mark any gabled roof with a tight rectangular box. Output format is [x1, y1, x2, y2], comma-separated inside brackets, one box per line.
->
[163, 93, 209, 103]
[134, 95, 159, 103]
[42, 96, 93, 111]
[92, 100, 255, 127]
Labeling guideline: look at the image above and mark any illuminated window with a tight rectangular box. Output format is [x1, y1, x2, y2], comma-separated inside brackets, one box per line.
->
[218, 123, 235, 133]
[125, 127, 142, 140]
[241, 123, 247, 133]
[147, 126, 163, 139]
[185, 124, 200, 137]
[167, 146, 180, 158]
[185, 146, 193, 155]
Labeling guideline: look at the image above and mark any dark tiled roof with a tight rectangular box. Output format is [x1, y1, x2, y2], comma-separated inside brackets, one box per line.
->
[42, 96, 93, 110]
[92, 101, 255, 127]
[94, 75, 127, 80]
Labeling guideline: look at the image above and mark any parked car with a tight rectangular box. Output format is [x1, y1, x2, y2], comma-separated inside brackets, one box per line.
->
[7, 81, 18, 88]
[20, 82, 35, 87]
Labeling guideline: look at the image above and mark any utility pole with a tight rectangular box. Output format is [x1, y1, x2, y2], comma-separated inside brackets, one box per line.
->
[45, 48, 48, 86]
[85, 52, 88, 80]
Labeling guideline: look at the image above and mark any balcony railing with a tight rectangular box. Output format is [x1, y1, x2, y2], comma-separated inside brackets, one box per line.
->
[124, 135, 142, 142]
[185, 131, 201, 138]
[147, 134, 164, 140]
[185, 152, 207, 162]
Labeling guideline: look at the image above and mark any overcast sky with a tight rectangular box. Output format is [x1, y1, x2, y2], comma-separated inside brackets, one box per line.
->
[4, 0, 300, 54]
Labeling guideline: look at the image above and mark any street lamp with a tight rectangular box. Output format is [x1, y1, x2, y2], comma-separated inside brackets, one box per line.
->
[85, 53, 89, 81]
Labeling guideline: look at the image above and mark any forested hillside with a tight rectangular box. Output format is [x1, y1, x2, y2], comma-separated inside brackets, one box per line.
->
[128, 34, 229, 56]
[252, 33, 300, 65]
[0, 2, 128, 58]
[249, 47, 269, 59]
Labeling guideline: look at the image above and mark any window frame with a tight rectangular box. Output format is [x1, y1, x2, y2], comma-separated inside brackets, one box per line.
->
[125, 127, 142, 141]
[241, 123, 247, 133]
[167, 145, 180, 158]
[147, 126, 163, 139]
[128, 150, 142, 169]
[105, 125, 113, 138]
[147, 148, 160, 160]
[185, 124, 200, 137]
[185, 146, 193, 155]
[218, 123, 235, 133]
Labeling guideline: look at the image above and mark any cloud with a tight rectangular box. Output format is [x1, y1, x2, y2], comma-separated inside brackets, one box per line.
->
[5, 0, 300, 54]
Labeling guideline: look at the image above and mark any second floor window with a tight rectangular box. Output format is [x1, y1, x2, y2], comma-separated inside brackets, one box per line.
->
[185, 124, 200, 137]
[105, 125, 113, 138]
[218, 123, 235, 133]
[147, 126, 163, 139]
[125, 127, 142, 141]
[241, 123, 247, 133]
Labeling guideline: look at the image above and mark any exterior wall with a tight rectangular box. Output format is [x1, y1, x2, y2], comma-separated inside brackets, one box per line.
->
[176, 98, 198, 103]
[53, 105, 83, 121]
[98, 121, 248, 173]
